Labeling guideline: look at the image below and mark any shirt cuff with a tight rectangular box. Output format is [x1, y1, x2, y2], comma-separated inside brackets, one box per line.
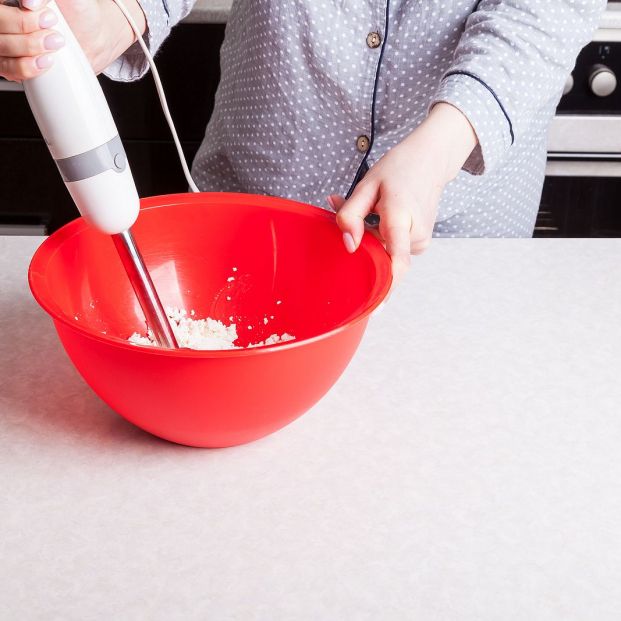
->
[431, 72, 514, 175]
[103, 0, 172, 82]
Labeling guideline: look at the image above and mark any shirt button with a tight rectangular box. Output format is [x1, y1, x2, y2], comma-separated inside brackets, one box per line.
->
[356, 135, 370, 153]
[366, 32, 382, 49]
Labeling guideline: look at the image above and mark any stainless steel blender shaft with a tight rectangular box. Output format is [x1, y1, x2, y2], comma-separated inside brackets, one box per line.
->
[113, 230, 179, 349]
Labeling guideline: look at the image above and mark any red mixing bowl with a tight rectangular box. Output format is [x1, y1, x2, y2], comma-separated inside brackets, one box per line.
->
[28, 193, 391, 447]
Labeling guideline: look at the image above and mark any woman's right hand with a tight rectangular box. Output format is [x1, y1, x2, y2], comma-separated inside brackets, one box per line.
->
[0, 0, 65, 81]
[0, 0, 145, 82]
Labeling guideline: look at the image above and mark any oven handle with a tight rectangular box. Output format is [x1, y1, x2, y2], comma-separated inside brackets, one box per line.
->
[0, 79, 24, 92]
[546, 157, 621, 178]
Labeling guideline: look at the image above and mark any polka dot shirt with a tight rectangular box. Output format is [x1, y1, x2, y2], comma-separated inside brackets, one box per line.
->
[106, 0, 605, 237]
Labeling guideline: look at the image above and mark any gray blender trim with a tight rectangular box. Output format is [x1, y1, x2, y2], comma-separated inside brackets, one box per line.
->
[55, 135, 127, 182]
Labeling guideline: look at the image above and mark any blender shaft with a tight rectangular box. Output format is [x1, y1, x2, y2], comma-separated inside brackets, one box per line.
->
[113, 230, 179, 349]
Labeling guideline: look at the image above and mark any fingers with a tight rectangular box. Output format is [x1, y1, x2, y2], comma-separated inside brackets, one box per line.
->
[0, 53, 52, 79]
[0, 1, 59, 81]
[409, 232, 431, 256]
[334, 183, 378, 253]
[374, 195, 412, 285]
[328, 194, 356, 252]
[21, 0, 51, 11]
[328, 179, 433, 289]
[327, 194, 345, 211]
[0, 29, 63, 57]
[0, 2, 53, 34]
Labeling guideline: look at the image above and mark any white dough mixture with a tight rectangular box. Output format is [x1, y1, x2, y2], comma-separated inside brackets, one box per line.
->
[129, 307, 295, 350]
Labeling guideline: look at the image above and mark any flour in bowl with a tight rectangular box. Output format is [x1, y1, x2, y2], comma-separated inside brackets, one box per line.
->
[129, 307, 295, 350]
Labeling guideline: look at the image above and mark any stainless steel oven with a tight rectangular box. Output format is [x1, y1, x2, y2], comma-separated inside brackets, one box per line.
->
[538, 2, 621, 236]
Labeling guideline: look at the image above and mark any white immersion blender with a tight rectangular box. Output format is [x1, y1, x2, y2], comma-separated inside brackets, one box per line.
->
[22, 0, 178, 348]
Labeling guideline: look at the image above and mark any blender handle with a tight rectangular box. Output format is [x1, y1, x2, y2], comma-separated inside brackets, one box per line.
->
[21, 0, 140, 235]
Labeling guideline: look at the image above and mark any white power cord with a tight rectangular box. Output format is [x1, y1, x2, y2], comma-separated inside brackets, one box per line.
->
[111, 0, 201, 193]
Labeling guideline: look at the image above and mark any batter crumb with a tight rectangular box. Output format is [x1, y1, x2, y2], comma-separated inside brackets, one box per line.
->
[128, 307, 294, 350]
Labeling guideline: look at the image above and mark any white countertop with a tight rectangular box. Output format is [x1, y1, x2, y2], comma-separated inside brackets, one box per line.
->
[2, 237, 621, 620]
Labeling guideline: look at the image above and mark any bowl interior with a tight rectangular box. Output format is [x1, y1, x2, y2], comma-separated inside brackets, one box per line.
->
[29, 193, 391, 349]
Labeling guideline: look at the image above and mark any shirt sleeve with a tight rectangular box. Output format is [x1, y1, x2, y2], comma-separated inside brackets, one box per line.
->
[103, 0, 195, 82]
[431, 0, 606, 175]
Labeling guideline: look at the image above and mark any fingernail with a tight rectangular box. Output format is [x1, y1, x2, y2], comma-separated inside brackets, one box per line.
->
[36, 54, 54, 70]
[22, 0, 42, 9]
[343, 232, 356, 254]
[327, 195, 335, 210]
[39, 10, 58, 29]
[44, 33, 64, 50]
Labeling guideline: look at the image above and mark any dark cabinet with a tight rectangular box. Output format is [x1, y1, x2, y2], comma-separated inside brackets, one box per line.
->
[0, 23, 225, 233]
[535, 175, 621, 237]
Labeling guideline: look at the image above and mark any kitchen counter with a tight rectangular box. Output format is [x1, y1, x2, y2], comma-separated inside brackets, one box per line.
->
[2, 237, 621, 620]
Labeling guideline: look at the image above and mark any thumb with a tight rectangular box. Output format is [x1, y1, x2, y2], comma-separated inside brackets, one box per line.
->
[334, 182, 378, 254]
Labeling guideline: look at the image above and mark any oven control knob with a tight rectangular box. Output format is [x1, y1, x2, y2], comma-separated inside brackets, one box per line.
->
[589, 64, 617, 97]
[563, 73, 574, 96]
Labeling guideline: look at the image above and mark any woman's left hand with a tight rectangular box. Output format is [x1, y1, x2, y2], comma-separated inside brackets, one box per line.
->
[330, 102, 478, 285]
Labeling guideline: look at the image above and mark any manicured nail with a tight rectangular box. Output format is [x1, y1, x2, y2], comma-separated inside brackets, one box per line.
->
[44, 33, 64, 50]
[36, 54, 54, 69]
[327, 195, 335, 210]
[39, 10, 58, 29]
[343, 232, 356, 253]
[22, 0, 43, 9]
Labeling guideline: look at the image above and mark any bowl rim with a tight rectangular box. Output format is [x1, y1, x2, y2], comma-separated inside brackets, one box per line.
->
[28, 192, 392, 358]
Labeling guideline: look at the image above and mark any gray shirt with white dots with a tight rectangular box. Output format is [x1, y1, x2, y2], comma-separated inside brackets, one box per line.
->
[106, 0, 605, 237]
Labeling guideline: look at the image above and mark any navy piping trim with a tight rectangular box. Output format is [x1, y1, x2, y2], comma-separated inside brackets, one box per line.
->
[444, 70, 515, 145]
[162, 0, 171, 18]
[346, 0, 391, 199]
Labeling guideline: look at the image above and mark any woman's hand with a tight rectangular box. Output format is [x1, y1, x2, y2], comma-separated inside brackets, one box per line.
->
[0, 0, 146, 82]
[331, 102, 478, 285]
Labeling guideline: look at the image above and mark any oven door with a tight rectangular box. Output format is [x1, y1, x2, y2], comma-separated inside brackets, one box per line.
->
[537, 114, 621, 237]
